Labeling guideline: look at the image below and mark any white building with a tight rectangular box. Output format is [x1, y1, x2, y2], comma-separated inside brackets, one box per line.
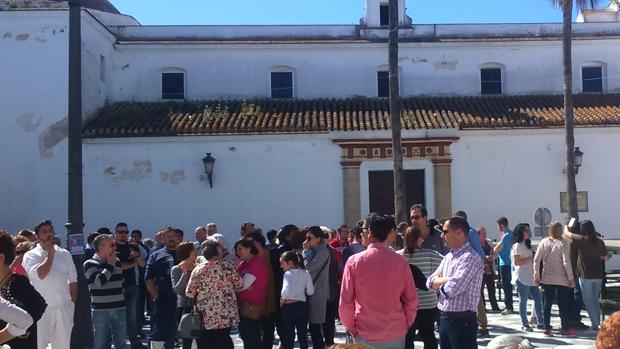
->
[1, 0, 620, 243]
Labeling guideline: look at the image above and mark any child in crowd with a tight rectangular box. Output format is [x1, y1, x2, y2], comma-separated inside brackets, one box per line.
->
[279, 251, 315, 349]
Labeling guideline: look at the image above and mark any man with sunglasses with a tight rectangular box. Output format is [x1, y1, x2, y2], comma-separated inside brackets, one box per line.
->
[410, 204, 447, 255]
[115, 223, 147, 349]
[426, 216, 484, 349]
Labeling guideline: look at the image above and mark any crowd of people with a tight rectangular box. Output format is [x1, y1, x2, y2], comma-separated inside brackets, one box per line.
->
[0, 206, 618, 349]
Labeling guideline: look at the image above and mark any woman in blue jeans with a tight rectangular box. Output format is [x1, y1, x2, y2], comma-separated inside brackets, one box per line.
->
[564, 220, 609, 331]
[511, 224, 543, 332]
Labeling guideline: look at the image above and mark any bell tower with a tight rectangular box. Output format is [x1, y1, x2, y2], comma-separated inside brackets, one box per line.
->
[362, 0, 410, 27]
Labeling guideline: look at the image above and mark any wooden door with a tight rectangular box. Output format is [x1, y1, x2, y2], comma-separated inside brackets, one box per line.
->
[368, 170, 425, 216]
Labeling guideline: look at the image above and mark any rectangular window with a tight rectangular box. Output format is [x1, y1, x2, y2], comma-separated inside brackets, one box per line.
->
[582, 67, 603, 93]
[271, 72, 293, 98]
[99, 55, 106, 82]
[377, 71, 389, 97]
[162, 72, 184, 100]
[480, 68, 502, 95]
[380, 4, 389, 27]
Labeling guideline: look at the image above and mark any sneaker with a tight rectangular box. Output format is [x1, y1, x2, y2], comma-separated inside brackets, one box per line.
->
[501, 309, 514, 315]
[477, 329, 489, 337]
[536, 324, 546, 330]
[574, 322, 590, 331]
[592, 326, 600, 332]
[544, 328, 553, 336]
[522, 326, 533, 332]
[491, 307, 501, 312]
[561, 329, 577, 337]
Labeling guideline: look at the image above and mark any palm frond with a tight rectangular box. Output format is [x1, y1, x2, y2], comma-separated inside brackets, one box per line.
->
[549, 0, 602, 10]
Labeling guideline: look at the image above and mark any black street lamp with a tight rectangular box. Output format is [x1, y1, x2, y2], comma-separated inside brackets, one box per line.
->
[573, 147, 584, 174]
[202, 153, 216, 188]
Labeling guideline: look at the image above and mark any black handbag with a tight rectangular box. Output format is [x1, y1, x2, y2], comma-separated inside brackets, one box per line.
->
[178, 300, 203, 339]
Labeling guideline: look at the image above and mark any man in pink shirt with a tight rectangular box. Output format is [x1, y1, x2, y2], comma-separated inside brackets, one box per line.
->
[340, 213, 419, 348]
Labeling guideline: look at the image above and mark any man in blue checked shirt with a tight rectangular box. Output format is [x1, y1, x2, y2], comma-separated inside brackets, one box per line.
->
[427, 216, 484, 349]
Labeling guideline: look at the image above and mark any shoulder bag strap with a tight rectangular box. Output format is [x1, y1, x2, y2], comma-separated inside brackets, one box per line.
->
[312, 253, 330, 284]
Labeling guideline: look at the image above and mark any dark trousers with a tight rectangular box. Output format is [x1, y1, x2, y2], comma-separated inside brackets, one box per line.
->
[570, 275, 584, 324]
[542, 284, 572, 330]
[151, 296, 177, 349]
[438, 313, 477, 349]
[124, 284, 140, 345]
[323, 300, 337, 345]
[260, 312, 276, 349]
[280, 302, 309, 349]
[483, 274, 500, 310]
[239, 316, 262, 349]
[309, 323, 325, 349]
[199, 328, 233, 349]
[406, 308, 438, 349]
[500, 265, 514, 310]
[137, 281, 147, 332]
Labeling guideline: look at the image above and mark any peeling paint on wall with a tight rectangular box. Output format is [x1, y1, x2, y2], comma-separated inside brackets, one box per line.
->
[121, 64, 130, 70]
[35, 36, 46, 43]
[3, 33, 12, 39]
[411, 57, 429, 63]
[16, 113, 42, 132]
[38, 116, 68, 158]
[104, 160, 153, 185]
[433, 60, 458, 71]
[16, 33, 29, 41]
[160, 170, 185, 185]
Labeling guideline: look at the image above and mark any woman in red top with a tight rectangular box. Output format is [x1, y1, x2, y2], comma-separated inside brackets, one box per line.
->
[235, 239, 268, 349]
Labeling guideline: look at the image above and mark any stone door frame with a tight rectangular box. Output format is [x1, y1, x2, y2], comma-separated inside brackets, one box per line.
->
[333, 137, 459, 226]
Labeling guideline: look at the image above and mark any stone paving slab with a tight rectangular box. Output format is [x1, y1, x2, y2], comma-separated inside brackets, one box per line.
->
[228, 305, 597, 348]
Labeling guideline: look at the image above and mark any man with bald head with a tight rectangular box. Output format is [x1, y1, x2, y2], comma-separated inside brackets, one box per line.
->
[194, 226, 207, 251]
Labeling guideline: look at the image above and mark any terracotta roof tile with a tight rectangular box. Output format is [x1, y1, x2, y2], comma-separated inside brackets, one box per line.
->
[83, 94, 620, 138]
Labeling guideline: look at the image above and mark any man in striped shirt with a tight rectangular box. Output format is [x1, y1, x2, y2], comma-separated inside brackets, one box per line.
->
[84, 234, 128, 349]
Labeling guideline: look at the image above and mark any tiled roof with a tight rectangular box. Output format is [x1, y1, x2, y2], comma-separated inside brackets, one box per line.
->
[83, 94, 620, 138]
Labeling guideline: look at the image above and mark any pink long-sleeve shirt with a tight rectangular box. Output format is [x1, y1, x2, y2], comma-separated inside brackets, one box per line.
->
[339, 242, 418, 342]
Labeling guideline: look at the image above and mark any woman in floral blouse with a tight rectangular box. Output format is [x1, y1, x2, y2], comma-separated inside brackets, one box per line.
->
[186, 239, 243, 349]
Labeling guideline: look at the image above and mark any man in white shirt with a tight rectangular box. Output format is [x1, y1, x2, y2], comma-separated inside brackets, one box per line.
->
[22, 220, 77, 349]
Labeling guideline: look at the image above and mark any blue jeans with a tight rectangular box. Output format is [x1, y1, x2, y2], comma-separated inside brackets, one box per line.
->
[439, 312, 477, 349]
[500, 265, 514, 310]
[92, 308, 128, 349]
[579, 278, 602, 329]
[516, 280, 543, 327]
[125, 284, 140, 345]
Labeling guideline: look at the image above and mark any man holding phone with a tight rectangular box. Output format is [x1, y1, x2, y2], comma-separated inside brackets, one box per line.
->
[22, 220, 77, 349]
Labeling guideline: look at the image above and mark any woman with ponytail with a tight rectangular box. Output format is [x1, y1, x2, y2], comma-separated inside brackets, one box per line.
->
[279, 251, 314, 349]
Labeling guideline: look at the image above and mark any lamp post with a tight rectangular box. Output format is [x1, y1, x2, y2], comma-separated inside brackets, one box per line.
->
[202, 153, 216, 188]
[67, 0, 92, 348]
[573, 147, 584, 174]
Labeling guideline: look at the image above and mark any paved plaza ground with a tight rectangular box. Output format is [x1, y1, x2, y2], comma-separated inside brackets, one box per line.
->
[225, 304, 598, 348]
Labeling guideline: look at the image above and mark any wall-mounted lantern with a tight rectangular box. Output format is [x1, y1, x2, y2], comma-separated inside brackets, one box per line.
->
[201, 153, 216, 188]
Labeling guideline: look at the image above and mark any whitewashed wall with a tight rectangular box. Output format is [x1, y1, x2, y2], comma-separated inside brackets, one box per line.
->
[106, 38, 620, 101]
[452, 127, 620, 242]
[81, 134, 344, 243]
[0, 11, 70, 235]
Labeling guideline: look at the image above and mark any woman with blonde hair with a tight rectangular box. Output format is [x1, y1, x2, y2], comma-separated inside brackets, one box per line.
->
[533, 221, 575, 337]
